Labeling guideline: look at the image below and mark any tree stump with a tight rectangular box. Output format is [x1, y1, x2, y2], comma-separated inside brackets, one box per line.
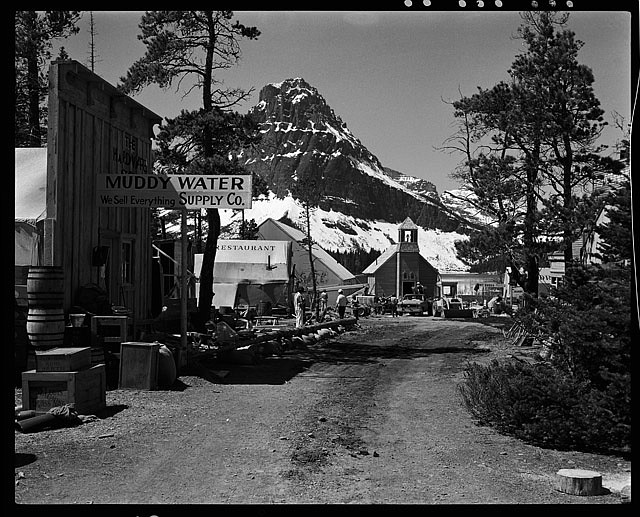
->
[556, 469, 603, 496]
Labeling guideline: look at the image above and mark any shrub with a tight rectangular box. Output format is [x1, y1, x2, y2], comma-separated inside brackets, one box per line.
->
[458, 358, 631, 455]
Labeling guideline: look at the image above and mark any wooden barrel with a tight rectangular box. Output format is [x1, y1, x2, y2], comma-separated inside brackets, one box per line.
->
[26, 308, 66, 349]
[27, 267, 65, 308]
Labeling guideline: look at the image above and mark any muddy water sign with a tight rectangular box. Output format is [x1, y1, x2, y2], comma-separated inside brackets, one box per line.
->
[97, 174, 253, 209]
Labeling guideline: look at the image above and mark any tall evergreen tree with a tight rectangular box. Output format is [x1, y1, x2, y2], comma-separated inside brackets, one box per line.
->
[445, 11, 615, 296]
[118, 11, 261, 328]
[14, 10, 81, 146]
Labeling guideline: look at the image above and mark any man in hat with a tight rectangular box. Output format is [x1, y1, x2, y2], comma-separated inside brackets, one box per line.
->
[335, 289, 348, 319]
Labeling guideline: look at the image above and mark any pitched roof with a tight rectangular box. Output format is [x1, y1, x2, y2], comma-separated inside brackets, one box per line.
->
[362, 243, 439, 275]
[362, 244, 399, 274]
[259, 218, 355, 281]
[398, 217, 419, 230]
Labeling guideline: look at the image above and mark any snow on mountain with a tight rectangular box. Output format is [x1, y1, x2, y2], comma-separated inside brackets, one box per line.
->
[439, 189, 495, 227]
[217, 193, 470, 273]
[159, 77, 480, 274]
[241, 78, 470, 230]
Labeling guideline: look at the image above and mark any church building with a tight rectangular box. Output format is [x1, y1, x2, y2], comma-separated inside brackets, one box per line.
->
[362, 217, 440, 298]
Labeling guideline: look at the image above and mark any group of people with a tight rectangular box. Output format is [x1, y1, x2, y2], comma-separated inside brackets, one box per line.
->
[293, 287, 361, 328]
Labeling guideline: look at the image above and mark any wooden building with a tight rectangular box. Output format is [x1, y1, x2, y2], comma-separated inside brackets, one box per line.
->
[42, 60, 161, 326]
[362, 217, 439, 298]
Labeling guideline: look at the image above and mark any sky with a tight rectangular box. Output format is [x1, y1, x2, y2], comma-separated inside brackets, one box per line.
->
[52, 8, 634, 193]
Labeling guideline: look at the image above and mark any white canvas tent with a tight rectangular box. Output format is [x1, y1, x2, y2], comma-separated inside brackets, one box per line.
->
[194, 240, 293, 311]
[15, 148, 47, 304]
[15, 148, 47, 267]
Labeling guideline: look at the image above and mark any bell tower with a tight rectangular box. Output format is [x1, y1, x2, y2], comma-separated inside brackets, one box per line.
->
[397, 217, 419, 252]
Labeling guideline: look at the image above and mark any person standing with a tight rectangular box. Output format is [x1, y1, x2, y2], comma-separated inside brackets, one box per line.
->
[390, 294, 398, 317]
[294, 287, 306, 328]
[320, 290, 328, 312]
[336, 289, 347, 319]
[351, 294, 360, 324]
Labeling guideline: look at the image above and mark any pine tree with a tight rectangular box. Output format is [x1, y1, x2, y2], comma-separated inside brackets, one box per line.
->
[445, 12, 615, 296]
[14, 11, 81, 146]
[119, 11, 261, 329]
[290, 166, 325, 319]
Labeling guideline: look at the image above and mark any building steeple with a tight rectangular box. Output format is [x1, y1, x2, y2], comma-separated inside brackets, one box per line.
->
[398, 217, 419, 252]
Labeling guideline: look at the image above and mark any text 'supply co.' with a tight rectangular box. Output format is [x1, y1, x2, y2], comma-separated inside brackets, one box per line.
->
[96, 174, 253, 210]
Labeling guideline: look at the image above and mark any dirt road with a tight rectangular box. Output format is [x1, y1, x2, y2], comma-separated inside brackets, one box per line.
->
[14, 316, 630, 506]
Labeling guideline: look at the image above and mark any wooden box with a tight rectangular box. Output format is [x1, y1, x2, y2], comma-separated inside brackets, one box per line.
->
[21, 364, 106, 415]
[35, 347, 91, 372]
[118, 342, 159, 390]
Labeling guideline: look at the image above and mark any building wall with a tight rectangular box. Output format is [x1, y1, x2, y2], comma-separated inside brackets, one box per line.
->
[45, 60, 160, 322]
[440, 272, 502, 300]
[372, 255, 398, 298]
[369, 251, 439, 298]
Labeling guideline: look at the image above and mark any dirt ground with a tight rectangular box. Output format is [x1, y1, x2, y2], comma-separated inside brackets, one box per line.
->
[13, 315, 631, 508]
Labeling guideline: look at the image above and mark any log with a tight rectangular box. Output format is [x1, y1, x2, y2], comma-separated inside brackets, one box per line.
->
[556, 469, 603, 496]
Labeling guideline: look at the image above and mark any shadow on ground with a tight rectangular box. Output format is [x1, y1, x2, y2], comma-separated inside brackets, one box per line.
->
[187, 333, 491, 385]
[15, 452, 37, 468]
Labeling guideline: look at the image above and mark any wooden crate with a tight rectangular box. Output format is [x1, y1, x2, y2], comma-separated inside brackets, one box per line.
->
[118, 342, 159, 390]
[21, 364, 106, 415]
[35, 347, 91, 372]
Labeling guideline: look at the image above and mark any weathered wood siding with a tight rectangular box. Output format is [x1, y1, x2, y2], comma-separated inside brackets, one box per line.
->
[45, 60, 161, 322]
[372, 254, 398, 297]
[371, 250, 439, 298]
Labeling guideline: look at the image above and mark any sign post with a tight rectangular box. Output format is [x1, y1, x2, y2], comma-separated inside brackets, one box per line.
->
[181, 208, 188, 371]
[97, 173, 253, 369]
[96, 174, 253, 210]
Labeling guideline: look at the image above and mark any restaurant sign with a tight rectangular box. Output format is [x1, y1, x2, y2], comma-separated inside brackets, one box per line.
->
[96, 174, 252, 209]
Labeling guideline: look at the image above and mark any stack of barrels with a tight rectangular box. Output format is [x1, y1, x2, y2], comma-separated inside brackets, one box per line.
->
[25, 266, 66, 368]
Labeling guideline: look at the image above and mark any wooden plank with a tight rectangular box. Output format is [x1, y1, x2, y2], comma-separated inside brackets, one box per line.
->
[45, 61, 160, 324]
[35, 347, 91, 372]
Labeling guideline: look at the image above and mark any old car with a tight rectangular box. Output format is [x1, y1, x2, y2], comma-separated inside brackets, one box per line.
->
[397, 294, 431, 316]
[432, 297, 473, 318]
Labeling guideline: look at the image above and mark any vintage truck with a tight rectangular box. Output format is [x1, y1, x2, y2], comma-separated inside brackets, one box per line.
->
[397, 294, 432, 316]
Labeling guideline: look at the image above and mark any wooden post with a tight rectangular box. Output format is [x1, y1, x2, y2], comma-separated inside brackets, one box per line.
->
[180, 209, 188, 370]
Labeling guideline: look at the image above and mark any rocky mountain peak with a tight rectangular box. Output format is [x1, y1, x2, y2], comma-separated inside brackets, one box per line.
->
[254, 77, 342, 127]
[241, 78, 475, 232]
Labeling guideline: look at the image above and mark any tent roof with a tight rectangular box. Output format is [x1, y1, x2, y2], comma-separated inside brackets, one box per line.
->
[259, 218, 355, 281]
[15, 147, 47, 222]
[195, 240, 292, 284]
